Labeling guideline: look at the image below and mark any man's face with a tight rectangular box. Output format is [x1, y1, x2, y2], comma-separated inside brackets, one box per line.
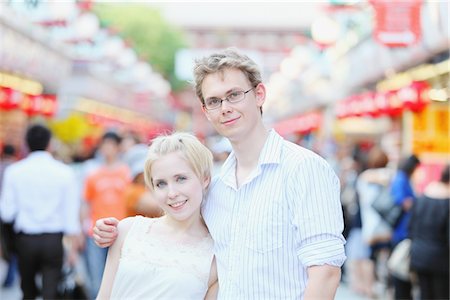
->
[201, 68, 265, 141]
[99, 139, 121, 161]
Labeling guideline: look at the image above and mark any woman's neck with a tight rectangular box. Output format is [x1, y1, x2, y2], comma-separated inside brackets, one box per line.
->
[162, 213, 208, 239]
[424, 181, 450, 199]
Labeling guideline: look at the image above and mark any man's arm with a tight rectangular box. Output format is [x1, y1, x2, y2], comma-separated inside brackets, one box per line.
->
[287, 157, 346, 297]
[304, 265, 341, 300]
[93, 217, 119, 248]
[204, 256, 218, 300]
[97, 217, 133, 299]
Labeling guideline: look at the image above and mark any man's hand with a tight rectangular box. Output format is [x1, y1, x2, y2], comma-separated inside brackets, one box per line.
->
[93, 217, 119, 248]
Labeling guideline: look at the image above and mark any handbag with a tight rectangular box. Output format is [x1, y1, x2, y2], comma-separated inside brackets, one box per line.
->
[0, 220, 16, 262]
[387, 238, 411, 281]
[371, 185, 403, 228]
[57, 266, 89, 300]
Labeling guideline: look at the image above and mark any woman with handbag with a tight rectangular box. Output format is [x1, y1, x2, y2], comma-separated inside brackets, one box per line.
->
[390, 154, 421, 300]
[409, 165, 449, 300]
[356, 146, 393, 298]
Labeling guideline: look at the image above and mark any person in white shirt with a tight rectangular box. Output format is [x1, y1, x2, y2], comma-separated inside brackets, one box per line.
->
[93, 48, 346, 299]
[0, 124, 81, 299]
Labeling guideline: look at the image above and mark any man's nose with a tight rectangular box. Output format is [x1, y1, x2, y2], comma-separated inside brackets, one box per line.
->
[220, 98, 233, 112]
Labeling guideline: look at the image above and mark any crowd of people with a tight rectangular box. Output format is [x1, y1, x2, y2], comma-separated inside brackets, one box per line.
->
[0, 48, 448, 300]
[341, 144, 449, 300]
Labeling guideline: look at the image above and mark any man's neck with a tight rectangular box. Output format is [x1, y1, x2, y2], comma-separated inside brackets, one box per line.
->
[230, 124, 269, 187]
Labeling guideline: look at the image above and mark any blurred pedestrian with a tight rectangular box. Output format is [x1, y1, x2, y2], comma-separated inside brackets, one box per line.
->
[97, 133, 217, 299]
[210, 136, 232, 176]
[82, 131, 131, 299]
[356, 146, 393, 297]
[93, 48, 346, 299]
[0, 144, 18, 288]
[0, 124, 81, 299]
[390, 154, 421, 300]
[124, 156, 163, 218]
[409, 165, 449, 300]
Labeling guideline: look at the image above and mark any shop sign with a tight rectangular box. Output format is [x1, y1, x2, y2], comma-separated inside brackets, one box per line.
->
[0, 86, 57, 117]
[370, 0, 423, 47]
[411, 104, 449, 155]
[336, 81, 430, 119]
[274, 111, 322, 136]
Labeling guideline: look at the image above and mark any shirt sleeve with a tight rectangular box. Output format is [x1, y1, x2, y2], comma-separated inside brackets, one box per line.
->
[0, 168, 17, 223]
[287, 157, 346, 267]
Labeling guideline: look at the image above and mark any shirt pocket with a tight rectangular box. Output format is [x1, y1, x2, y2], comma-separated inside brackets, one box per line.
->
[244, 205, 283, 253]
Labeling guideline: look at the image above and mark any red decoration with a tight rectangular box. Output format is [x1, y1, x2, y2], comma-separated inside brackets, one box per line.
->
[0, 87, 57, 117]
[336, 81, 430, 119]
[41, 95, 58, 117]
[275, 112, 322, 136]
[370, 0, 423, 47]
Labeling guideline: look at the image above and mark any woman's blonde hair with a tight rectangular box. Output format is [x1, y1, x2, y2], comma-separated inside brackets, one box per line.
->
[143, 132, 213, 191]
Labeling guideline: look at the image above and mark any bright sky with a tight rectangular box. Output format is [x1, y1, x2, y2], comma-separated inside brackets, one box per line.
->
[148, 1, 325, 31]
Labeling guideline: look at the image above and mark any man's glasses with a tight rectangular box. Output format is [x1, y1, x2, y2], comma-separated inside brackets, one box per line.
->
[203, 87, 254, 111]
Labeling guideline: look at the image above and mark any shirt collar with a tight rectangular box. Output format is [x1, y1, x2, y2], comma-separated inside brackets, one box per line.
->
[217, 129, 284, 188]
[28, 151, 52, 159]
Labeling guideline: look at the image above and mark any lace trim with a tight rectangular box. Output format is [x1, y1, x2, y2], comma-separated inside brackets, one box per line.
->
[121, 216, 214, 283]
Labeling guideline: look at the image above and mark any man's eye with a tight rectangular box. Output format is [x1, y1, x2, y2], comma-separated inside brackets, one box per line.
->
[228, 91, 241, 100]
[207, 98, 221, 106]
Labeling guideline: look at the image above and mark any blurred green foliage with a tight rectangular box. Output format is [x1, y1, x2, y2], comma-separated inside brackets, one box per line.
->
[93, 4, 188, 91]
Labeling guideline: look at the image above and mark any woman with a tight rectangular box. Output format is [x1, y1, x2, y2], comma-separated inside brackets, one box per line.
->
[356, 146, 393, 297]
[97, 132, 218, 299]
[409, 165, 449, 300]
[390, 154, 420, 300]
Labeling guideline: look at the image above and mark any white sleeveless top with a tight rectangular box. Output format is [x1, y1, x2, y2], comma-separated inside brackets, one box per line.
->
[110, 216, 214, 300]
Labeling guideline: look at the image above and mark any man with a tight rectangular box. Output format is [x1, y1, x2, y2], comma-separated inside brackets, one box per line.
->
[0, 124, 80, 299]
[94, 48, 346, 299]
[82, 131, 131, 299]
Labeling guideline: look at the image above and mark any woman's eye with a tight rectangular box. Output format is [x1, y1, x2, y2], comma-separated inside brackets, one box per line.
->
[177, 176, 187, 182]
[155, 181, 166, 188]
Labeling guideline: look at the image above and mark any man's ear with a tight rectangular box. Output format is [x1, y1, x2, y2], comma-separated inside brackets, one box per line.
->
[201, 105, 212, 121]
[254, 83, 266, 107]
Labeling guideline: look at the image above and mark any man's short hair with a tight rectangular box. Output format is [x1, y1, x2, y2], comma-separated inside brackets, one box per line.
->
[101, 131, 122, 145]
[193, 48, 262, 105]
[2, 144, 16, 156]
[26, 124, 52, 152]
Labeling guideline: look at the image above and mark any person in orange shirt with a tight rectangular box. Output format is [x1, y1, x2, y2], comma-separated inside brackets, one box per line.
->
[124, 159, 163, 218]
[83, 131, 131, 299]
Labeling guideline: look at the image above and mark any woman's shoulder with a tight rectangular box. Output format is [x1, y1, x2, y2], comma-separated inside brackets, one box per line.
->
[118, 216, 159, 235]
[424, 182, 450, 200]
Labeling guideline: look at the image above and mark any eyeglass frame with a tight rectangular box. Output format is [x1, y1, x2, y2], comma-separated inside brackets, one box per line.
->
[203, 87, 254, 111]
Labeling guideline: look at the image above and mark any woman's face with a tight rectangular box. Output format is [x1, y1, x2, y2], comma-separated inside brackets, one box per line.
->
[150, 151, 208, 222]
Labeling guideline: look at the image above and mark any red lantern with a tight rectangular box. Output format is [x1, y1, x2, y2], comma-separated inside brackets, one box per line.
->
[41, 95, 57, 117]
[386, 91, 403, 116]
[0, 87, 21, 110]
[370, 0, 423, 47]
[408, 81, 430, 112]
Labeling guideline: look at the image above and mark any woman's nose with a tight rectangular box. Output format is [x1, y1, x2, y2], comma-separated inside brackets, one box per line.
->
[167, 185, 179, 199]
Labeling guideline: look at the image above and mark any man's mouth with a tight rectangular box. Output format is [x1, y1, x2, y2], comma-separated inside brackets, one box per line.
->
[222, 116, 240, 125]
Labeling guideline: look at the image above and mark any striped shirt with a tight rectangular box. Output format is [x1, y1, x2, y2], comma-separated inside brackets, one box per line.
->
[202, 129, 346, 299]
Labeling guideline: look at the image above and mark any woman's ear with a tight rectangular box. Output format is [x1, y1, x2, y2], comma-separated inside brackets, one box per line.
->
[202, 175, 211, 190]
